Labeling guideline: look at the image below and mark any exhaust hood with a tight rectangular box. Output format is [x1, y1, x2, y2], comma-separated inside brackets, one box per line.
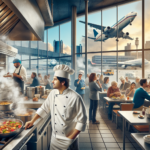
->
[0, 0, 53, 41]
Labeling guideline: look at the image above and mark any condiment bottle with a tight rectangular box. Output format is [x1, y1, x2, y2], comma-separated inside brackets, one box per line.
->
[142, 106, 145, 115]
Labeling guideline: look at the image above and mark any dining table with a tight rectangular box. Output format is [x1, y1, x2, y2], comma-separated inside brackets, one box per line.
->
[118, 111, 150, 150]
[99, 91, 107, 109]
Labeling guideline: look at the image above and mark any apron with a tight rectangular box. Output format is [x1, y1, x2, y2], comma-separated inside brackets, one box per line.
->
[13, 65, 24, 94]
[50, 135, 79, 150]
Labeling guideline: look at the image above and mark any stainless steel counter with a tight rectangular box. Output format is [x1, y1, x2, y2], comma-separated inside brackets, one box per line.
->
[18, 98, 46, 108]
[3, 114, 51, 150]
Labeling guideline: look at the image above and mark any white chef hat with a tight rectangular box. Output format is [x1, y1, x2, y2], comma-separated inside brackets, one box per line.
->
[79, 70, 84, 75]
[119, 76, 125, 81]
[53, 64, 74, 79]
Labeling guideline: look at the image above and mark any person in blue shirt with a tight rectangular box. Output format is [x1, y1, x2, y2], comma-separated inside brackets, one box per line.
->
[30, 72, 40, 87]
[133, 79, 150, 110]
[102, 77, 109, 91]
[74, 70, 85, 100]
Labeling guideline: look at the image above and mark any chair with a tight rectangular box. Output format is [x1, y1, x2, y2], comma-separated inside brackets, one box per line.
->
[133, 125, 149, 132]
[112, 103, 134, 129]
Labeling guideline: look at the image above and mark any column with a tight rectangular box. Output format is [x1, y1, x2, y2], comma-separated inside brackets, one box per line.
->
[85, 0, 88, 77]
[71, 6, 77, 89]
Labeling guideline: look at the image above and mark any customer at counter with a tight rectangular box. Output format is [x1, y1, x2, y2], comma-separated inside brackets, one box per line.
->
[102, 77, 109, 91]
[89, 73, 102, 124]
[119, 76, 130, 91]
[133, 79, 150, 110]
[44, 75, 51, 89]
[30, 72, 39, 87]
[25, 64, 87, 150]
[74, 70, 85, 100]
[125, 82, 136, 97]
[135, 76, 140, 89]
[107, 81, 121, 120]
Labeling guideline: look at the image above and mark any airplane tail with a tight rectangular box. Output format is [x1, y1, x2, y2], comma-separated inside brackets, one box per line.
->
[93, 29, 98, 37]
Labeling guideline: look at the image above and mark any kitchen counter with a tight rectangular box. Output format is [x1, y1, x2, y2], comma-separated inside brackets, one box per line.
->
[3, 113, 51, 150]
[18, 98, 46, 109]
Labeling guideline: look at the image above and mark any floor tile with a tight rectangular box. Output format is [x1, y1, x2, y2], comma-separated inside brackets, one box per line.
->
[89, 134, 101, 138]
[79, 137, 91, 142]
[105, 143, 119, 148]
[80, 134, 90, 137]
[92, 148, 106, 150]
[100, 130, 111, 134]
[90, 137, 103, 143]
[79, 142, 92, 148]
[103, 137, 116, 142]
[92, 143, 105, 148]
[101, 134, 114, 138]
[118, 142, 134, 148]
[98, 126, 109, 130]
[89, 130, 100, 134]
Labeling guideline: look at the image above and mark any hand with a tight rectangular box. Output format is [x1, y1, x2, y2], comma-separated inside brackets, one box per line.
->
[25, 121, 34, 130]
[78, 78, 81, 81]
[13, 73, 17, 77]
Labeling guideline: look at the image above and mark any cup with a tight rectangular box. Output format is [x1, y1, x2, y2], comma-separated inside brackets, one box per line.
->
[127, 96, 129, 100]
[104, 89, 106, 92]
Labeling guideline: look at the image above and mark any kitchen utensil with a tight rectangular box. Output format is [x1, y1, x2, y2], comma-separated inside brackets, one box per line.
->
[0, 101, 12, 111]
[27, 87, 35, 98]
[36, 86, 45, 97]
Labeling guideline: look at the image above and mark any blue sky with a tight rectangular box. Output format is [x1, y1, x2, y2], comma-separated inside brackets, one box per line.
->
[47, 1, 142, 49]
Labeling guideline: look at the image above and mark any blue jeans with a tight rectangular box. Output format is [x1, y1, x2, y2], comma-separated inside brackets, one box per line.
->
[108, 102, 120, 115]
[89, 99, 98, 122]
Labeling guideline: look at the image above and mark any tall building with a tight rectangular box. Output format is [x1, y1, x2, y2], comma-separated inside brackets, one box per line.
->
[76, 44, 82, 57]
[53, 40, 63, 53]
[125, 43, 131, 56]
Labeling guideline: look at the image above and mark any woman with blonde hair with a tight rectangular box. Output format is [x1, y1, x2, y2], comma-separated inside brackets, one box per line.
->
[99, 74, 104, 84]
[89, 73, 102, 124]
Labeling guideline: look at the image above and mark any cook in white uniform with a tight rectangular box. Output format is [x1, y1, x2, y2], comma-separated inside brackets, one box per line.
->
[25, 64, 87, 150]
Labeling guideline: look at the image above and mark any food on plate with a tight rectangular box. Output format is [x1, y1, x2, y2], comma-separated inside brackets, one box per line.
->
[24, 97, 28, 100]
[146, 135, 150, 138]
[42, 95, 48, 99]
[120, 95, 125, 99]
[139, 115, 144, 118]
[111, 96, 119, 100]
[0, 120, 22, 134]
[17, 111, 33, 116]
[0, 101, 11, 105]
[32, 97, 38, 102]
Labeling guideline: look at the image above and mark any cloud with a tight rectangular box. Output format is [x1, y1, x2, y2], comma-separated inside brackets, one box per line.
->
[48, 42, 53, 51]
[80, 1, 150, 60]
[63, 43, 71, 54]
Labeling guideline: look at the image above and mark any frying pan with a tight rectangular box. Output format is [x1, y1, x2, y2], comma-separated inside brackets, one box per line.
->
[0, 118, 24, 138]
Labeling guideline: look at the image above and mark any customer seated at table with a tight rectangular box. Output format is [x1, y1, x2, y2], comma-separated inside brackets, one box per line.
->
[44, 75, 51, 89]
[107, 81, 121, 120]
[125, 82, 136, 97]
[125, 76, 131, 84]
[133, 79, 150, 110]
[135, 76, 140, 89]
[30, 72, 40, 87]
[89, 73, 102, 124]
[119, 76, 130, 91]
[102, 77, 109, 91]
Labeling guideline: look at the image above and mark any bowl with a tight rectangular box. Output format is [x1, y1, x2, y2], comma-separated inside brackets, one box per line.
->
[34, 94, 40, 98]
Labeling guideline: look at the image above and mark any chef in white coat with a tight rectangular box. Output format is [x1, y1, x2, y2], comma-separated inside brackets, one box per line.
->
[25, 64, 87, 150]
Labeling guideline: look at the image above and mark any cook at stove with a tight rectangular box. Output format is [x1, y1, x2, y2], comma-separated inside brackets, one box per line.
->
[4, 59, 27, 94]
[25, 64, 87, 150]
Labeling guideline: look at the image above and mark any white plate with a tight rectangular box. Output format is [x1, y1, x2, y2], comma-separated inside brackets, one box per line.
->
[143, 135, 150, 144]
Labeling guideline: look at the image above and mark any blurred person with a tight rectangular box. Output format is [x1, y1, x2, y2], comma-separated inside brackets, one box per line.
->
[107, 81, 121, 120]
[74, 70, 85, 100]
[119, 76, 130, 91]
[89, 73, 102, 124]
[135, 76, 140, 89]
[99, 74, 104, 84]
[125, 82, 136, 97]
[125, 77, 131, 84]
[97, 74, 100, 80]
[102, 77, 109, 91]
[30, 72, 39, 87]
[38, 73, 43, 83]
[85, 74, 89, 86]
[133, 79, 150, 110]
[25, 65, 87, 150]
[44, 75, 51, 89]
[4, 59, 27, 94]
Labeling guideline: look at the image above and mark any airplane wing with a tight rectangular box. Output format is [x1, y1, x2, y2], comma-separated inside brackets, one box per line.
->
[118, 31, 134, 40]
[122, 36, 134, 40]
[82, 36, 95, 40]
[79, 20, 106, 30]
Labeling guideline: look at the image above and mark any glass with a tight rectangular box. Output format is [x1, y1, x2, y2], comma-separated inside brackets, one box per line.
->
[118, 1, 142, 50]
[118, 51, 142, 85]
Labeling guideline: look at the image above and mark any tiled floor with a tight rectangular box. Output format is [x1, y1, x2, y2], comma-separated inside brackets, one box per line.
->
[79, 100, 142, 150]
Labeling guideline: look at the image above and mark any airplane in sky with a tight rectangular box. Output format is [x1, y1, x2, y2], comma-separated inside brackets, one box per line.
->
[79, 12, 137, 42]
[118, 58, 149, 69]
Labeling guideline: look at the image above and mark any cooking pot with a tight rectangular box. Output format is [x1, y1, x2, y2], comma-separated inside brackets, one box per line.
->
[35, 86, 45, 97]
[0, 101, 12, 111]
[15, 109, 36, 124]
[0, 118, 24, 138]
[27, 87, 35, 98]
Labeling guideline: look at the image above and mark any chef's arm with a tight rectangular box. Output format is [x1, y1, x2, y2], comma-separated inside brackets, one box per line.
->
[25, 114, 41, 130]
[15, 74, 23, 80]
[67, 129, 80, 139]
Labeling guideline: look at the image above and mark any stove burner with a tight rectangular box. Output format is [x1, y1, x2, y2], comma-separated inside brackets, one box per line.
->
[0, 111, 14, 119]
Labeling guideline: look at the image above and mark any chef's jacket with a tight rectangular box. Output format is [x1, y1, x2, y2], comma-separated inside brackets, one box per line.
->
[36, 88, 87, 140]
[74, 79, 85, 95]
[14, 65, 27, 81]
